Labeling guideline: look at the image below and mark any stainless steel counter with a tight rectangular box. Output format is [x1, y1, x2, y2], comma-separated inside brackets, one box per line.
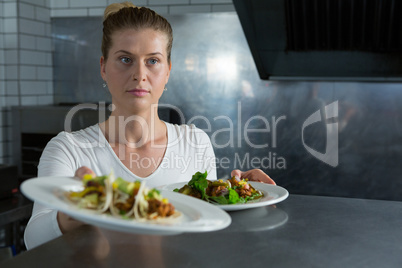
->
[3, 194, 402, 267]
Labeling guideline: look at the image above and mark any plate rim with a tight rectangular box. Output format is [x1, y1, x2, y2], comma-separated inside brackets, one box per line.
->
[162, 181, 289, 211]
[21, 176, 232, 234]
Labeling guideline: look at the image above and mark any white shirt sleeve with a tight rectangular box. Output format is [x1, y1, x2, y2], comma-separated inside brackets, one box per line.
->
[24, 134, 76, 250]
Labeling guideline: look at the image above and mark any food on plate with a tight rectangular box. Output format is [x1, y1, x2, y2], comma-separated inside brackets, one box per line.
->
[67, 172, 180, 221]
[109, 177, 141, 217]
[67, 174, 112, 213]
[174, 171, 264, 204]
[110, 176, 177, 220]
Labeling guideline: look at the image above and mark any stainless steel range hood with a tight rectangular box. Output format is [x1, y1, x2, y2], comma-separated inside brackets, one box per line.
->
[233, 0, 402, 81]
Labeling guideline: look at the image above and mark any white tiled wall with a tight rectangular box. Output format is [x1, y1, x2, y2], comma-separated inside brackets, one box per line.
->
[0, 1, 13, 164]
[50, 0, 235, 17]
[0, 2, 3, 162]
[0, 0, 53, 164]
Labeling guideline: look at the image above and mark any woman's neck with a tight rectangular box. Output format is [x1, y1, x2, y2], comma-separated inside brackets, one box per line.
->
[100, 107, 166, 147]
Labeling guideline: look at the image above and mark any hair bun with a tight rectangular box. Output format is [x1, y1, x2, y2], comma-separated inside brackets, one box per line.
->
[103, 1, 137, 21]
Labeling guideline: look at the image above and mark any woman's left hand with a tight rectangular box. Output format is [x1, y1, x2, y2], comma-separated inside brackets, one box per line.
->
[231, 169, 276, 185]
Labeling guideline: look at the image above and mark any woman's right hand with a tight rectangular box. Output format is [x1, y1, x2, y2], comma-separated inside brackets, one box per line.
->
[57, 166, 96, 234]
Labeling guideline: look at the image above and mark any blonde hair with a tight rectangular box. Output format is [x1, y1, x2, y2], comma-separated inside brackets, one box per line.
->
[101, 2, 173, 63]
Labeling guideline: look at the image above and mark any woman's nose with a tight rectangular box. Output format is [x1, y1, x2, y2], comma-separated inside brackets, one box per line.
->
[132, 63, 146, 81]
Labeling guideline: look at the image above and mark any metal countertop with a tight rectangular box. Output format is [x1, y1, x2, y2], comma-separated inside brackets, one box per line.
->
[3, 194, 402, 267]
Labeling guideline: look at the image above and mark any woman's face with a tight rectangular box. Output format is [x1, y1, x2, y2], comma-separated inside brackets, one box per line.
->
[100, 28, 171, 114]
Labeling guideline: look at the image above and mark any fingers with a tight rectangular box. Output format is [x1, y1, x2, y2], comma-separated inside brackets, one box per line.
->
[230, 169, 242, 179]
[74, 166, 96, 179]
[231, 169, 276, 185]
[244, 169, 276, 185]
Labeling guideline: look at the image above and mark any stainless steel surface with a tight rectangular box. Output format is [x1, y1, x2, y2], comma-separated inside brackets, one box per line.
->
[51, 14, 402, 201]
[3, 195, 402, 267]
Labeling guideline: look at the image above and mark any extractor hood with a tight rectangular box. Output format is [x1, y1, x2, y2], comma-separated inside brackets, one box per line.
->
[233, 0, 402, 81]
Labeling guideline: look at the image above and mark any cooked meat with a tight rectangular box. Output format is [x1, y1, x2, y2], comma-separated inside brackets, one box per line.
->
[114, 195, 135, 213]
[236, 188, 252, 198]
[148, 199, 175, 218]
[206, 186, 228, 197]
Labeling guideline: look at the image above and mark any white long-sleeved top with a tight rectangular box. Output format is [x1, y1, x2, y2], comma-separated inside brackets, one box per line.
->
[24, 122, 217, 249]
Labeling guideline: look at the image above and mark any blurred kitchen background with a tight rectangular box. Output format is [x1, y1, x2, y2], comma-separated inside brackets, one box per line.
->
[1, 0, 402, 203]
[1, 0, 402, 258]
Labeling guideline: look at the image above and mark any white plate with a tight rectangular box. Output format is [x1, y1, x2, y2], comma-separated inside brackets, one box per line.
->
[21, 177, 231, 235]
[162, 181, 289, 211]
[225, 206, 288, 232]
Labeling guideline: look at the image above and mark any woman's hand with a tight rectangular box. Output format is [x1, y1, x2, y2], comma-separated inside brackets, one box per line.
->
[74, 166, 96, 179]
[57, 166, 96, 234]
[231, 169, 276, 185]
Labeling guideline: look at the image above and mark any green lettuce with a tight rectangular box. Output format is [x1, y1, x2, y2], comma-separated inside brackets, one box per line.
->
[227, 188, 241, 204]
[208, 195, 228, 204]
[188, 171, 208, 199]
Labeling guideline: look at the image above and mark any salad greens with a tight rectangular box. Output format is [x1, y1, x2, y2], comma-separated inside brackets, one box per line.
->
[174, 171, 263, 205]
[188, 171, 208, 199]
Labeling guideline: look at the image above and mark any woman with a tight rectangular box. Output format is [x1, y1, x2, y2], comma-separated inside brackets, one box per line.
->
[24, 2, 275, 249]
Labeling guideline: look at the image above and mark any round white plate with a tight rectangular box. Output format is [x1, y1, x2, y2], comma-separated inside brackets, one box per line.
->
[225, 206, 288, 232]
[162, 181, 289, 211]
[21, 177, 231, 235]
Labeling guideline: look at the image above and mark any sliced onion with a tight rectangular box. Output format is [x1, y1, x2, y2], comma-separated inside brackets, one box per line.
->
[100, 170, 115, 213]
[133, 181, 147, 220]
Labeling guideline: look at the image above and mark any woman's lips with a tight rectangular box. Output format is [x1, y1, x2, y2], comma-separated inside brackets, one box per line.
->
[127, 89, 149, 97]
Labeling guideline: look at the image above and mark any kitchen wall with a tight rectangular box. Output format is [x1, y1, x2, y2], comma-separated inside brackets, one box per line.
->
[0, 0, 53, 164]
[0, 0, 233, 164]
[50, 0, 235, 16]
[0, 1, 4, 163]
[52, 11, 402, 201]
[2, 0, 402, 201]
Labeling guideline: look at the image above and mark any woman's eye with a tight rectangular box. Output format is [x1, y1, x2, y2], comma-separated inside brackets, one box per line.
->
[148, 58, 158, 65]
[120, 57, 132, 64]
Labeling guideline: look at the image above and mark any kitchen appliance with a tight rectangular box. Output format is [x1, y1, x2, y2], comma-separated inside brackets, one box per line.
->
[233, 0, 402, 81]
[12, 105, 182, 180]
[0, 165, 18, 199]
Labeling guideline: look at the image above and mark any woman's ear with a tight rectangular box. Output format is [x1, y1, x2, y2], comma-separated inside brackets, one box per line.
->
[165, 62, 172, 84]
[100, 56, 106, 80]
